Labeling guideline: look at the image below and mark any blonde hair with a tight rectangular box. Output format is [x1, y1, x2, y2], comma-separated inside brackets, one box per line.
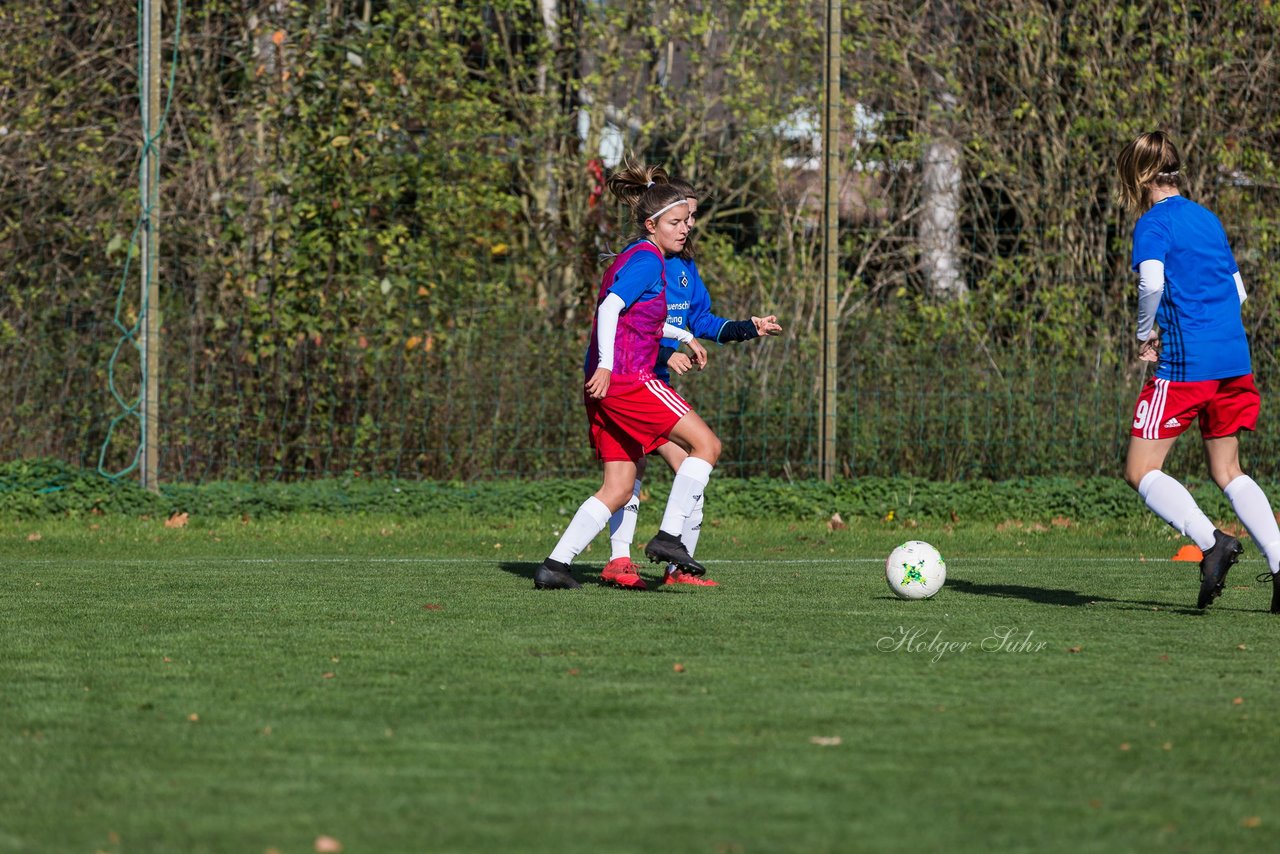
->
[606, 159, 686, 234]
[1117, 131, 1182, 215]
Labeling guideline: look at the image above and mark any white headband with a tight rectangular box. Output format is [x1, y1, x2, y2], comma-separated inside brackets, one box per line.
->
[647, 198, 688, 222]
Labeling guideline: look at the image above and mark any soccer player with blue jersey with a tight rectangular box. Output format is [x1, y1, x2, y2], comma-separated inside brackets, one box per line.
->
[656, 180, 782, 386]
[534, 165, 723, 591]
[1118, 131, 1280, 612]
[603, 178, 782, 587]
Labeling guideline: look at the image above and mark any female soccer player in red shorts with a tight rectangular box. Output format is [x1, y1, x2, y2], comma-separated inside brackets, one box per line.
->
[602, 177, 782, 588]
[534, 164, 723, 590]
[1118, 131, 1280, 612]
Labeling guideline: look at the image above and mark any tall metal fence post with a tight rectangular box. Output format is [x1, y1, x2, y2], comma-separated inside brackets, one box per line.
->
[821, 0, 841, 483]
[140, 0, 162, 491]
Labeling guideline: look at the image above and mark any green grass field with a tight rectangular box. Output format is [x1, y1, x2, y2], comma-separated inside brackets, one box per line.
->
[2, 512, 1279, 853]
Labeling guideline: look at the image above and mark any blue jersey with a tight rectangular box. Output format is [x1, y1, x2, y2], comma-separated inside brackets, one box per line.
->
[656, 256, 751, 382]
[1131, 196, 1249, 382]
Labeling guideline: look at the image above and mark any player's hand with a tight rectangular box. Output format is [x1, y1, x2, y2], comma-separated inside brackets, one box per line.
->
[687, 338, 708, 370]
[1138, 334, 1160, 363]
[753, 314, 782, 336]
[585, 367, 611, 399]
[668, 352, 693, 375]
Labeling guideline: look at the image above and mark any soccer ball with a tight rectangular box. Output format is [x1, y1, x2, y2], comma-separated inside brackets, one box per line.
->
[885, 541, 946, 600]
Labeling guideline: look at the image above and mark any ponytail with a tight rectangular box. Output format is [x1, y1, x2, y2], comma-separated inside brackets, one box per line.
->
[607, 159, 686, 234]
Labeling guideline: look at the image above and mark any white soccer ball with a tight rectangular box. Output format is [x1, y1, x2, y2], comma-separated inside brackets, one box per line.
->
[885, 541, 946, 600]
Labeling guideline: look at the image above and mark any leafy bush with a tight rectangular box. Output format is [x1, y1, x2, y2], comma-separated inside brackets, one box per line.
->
[0, 459, 1244, 524]
[5, 3, 1280, 480]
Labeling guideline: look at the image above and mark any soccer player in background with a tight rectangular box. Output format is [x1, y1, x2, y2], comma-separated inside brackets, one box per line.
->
[1117, 131, 1280, 612]
[603, 177, 782, 588]
[534, 164, 723, 591]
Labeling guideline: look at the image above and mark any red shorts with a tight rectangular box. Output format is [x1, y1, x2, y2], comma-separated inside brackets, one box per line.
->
[1130, 374, 1259, 440]
[585, 380, 692, 462]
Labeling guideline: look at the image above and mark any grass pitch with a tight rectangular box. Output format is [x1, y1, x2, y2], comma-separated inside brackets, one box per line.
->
[2, 512, 1278, 853]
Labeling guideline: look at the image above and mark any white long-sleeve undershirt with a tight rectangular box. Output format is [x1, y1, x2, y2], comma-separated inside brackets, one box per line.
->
[595, 292, 694, 370]
[1135, 261, 1247, 342]
[595, 293, 625, 370]
[1135, 260, 1164, 342]
[664, 323, 694, 344]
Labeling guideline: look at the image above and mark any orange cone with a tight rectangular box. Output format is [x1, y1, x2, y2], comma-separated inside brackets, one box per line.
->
[1172, 544, 1203, 562]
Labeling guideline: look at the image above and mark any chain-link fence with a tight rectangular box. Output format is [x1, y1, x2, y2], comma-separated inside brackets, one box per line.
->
[4, 1, 1280, 482]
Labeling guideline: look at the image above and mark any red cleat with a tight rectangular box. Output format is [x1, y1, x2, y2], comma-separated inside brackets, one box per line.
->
[602, 557, 648, 590]
[664, 569, 718, 587]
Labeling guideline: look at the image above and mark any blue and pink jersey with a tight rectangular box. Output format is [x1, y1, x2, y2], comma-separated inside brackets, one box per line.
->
[584, 240, 669, 395]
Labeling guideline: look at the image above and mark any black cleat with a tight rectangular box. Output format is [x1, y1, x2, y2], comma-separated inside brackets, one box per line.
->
[534, 559, 581, 590]
[643, 531, 707, 577]
[1257, 571, 1280, 614]
[1197, 530, 1242, 609]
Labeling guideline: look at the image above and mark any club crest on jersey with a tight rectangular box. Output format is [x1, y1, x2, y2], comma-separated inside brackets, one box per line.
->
[679, 271, 688, 288]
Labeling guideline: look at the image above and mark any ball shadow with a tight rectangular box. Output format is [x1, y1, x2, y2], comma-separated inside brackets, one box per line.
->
[946, 577, 1189, 611]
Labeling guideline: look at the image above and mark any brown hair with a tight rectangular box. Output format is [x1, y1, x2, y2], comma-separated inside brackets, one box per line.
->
[662, 177, 703, 260]
[667, 177, 700, 200]
[606, 159, 687, 234]
[1117, 131, 1182, 215]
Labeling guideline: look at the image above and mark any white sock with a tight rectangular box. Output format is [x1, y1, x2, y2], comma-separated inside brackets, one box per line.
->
[1138, 470, 1217, 551]
[1224, 475, 1280, 574]
[683, 493, 704, 555]
[660, 457, 714, 537]
[608, 479, 641, 561]
[549, 496, 613, 566]
[666, 495, 705, 578]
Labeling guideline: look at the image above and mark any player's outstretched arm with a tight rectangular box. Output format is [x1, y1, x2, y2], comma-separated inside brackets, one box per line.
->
[708, 316, 772, 343]
[752, 315, 782, 336]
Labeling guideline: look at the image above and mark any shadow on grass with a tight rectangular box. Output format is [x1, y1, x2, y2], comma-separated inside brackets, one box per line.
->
[947, 577, 1201, 613]
[500, 561, 540, 581]
[499, 560, 681, 592]
[948, 577, 1119, 606]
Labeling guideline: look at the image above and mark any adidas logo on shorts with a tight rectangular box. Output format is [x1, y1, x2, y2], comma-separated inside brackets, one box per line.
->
[1163, 417, 1181, 429]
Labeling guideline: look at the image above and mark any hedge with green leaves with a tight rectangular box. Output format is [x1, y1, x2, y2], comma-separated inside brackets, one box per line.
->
[0, 459, 1248, 524]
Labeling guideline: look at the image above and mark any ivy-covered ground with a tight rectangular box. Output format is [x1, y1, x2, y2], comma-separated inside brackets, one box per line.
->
[2, 506, 1278, 853]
